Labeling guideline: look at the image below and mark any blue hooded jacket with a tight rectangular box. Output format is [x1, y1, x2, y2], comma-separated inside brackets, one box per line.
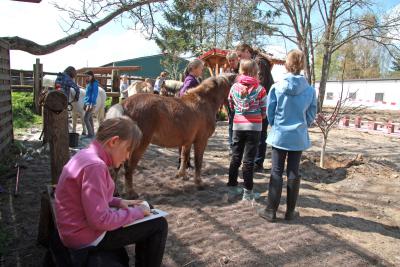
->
[266, 73, 317, 151]
[84, 80, 99, 106]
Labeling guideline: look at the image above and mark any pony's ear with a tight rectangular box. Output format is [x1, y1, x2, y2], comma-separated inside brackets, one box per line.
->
[216, 75, 232, 89]
[218, 74, 237, 87]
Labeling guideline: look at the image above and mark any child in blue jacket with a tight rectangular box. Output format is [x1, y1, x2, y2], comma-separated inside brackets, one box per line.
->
[83, 70, 99, 138]
[258, 50, 317, 221]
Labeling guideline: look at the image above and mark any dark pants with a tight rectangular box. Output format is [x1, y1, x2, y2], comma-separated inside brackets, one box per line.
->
[228, 130, 260, 190]
[97, 217, 168, 267]
[271, 147, 302, 181]
[227, 107, 234, 149]
[255, 118, 269, 167]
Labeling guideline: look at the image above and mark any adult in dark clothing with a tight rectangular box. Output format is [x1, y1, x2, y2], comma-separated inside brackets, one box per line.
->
[225, 51, 240, 150]
[55, 66, 80, 103]
[236, 44, 275, 172]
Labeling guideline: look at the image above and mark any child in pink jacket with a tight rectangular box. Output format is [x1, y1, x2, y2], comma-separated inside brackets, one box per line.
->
[55, 117, 168, 266]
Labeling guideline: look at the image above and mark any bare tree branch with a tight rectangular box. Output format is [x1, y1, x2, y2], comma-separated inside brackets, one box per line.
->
[2, 0, 165, 55]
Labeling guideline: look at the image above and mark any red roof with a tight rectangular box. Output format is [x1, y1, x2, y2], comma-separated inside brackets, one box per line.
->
[198, 48, 228, 60]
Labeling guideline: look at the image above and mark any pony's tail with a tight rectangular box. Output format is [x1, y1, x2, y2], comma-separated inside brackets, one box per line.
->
[105, 103, 124, 120]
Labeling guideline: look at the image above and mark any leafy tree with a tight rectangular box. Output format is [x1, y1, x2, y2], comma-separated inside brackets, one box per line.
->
[155, 0, 276, 57]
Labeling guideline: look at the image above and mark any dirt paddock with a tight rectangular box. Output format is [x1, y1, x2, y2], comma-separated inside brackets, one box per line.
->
[0, 122, 399, 266]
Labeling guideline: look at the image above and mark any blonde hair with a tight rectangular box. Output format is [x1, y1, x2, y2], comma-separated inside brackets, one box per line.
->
[239, 59, 259, 77]
[96, 117, 142, 150]
[285, 49, 305, 74]
[226, 51, 238, 60]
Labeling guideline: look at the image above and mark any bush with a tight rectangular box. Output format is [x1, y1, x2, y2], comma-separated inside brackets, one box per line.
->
[217, 110, 227, 121]
[105, 97, 112, 111]
[11, 92, 42, 129]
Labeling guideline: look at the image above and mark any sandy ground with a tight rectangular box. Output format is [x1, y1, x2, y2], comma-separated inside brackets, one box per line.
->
[0, 121, 399, 267]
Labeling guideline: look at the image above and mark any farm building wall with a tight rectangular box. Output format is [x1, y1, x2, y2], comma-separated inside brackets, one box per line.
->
[102, 54, 188, 79]
[315, 79, 400, 110]
[0, 40, 13, 154]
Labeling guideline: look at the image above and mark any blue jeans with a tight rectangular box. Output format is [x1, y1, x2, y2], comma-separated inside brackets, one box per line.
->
[255, 118, 268, 166]
[271, 147, 302, 180]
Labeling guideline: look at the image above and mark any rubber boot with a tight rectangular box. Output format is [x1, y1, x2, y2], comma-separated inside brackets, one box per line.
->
[258, 174, 283, 222]
[285, 178, 301, 220]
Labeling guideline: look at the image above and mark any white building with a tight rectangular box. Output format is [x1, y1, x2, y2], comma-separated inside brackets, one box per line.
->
[315, 79, 400, 111]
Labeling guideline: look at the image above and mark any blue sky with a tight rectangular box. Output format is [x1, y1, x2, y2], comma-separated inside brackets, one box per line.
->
[1, 0, 399, 71]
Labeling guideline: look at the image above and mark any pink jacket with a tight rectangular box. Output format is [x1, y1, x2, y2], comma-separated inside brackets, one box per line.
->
[55, 141, 144, 249]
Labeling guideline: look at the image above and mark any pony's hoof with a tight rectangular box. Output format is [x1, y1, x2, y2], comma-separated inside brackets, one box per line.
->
[175, 171, 185, 178]
[195, 181, 205, 190]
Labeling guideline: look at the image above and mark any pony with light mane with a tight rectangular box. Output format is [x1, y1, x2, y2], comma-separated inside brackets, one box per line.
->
[106, 74, 236, 198]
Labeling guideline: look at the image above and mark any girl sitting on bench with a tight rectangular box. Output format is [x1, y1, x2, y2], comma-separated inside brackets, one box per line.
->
[55, 117, 168, 267]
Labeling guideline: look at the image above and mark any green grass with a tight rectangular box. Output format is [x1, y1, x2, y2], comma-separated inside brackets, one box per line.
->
[11, 92, 42, 129]
[105, 97, 113, 111]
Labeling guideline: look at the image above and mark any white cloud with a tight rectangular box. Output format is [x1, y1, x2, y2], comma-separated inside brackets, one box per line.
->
[1, 0, 160, 71]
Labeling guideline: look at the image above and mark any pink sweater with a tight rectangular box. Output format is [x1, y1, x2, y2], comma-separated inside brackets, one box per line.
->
[55, 141, 144, 249]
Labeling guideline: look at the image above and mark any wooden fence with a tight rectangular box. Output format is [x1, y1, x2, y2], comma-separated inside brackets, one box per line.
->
[11, 63, 143, 105]
[0, 40, 13, 155]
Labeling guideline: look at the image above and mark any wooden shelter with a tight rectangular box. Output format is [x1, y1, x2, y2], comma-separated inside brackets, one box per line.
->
[199, 48, 286, 77]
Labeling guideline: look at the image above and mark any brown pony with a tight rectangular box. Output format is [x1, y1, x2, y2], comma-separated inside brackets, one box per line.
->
[106, 75, 235, 197]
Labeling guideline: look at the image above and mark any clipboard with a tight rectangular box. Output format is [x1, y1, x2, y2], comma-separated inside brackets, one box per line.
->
[124, 209, 169, 227]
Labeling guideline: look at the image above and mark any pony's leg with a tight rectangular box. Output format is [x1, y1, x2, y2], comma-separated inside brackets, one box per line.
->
[125, 139, 151, 199]
[72, 111, 78, 133]
[193, 139, 208, 190]
[176, 144, 191, 179]
[97, 107, 105, 126]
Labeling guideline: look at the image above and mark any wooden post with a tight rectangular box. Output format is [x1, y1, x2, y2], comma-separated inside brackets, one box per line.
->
[19, 71, 24, 85]
[44, 90, 69, 184]
[33, 58, 43, 114]
[111, 69, 120, 105]
[37, 191, 53, 246]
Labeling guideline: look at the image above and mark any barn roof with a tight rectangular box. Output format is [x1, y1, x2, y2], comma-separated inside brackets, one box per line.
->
[102, 54, 188, 78]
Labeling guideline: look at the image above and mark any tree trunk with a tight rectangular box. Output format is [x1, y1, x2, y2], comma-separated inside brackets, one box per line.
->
[224, 0, 234, 49]
[320, 134, 328, 168]
[318, 48, 332, 112]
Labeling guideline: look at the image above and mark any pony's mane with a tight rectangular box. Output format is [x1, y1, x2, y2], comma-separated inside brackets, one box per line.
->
[187, 77, 218, 95]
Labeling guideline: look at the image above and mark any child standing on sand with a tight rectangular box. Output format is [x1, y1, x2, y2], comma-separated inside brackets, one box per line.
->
[55, 117, 168, 266]
[83, 70, 98, 138]
[227, 59, 267, 201]
[258, 49, 317, 221]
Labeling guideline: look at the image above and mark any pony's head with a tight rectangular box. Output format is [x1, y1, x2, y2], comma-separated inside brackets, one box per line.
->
[188, 74, 236, 108]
